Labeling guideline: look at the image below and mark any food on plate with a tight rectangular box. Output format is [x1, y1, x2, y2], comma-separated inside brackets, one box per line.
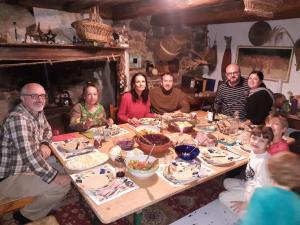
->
[195, 132, 217, 146]
[164, 159, 201, 181]
[139, 118, 160, 126]
[127, 159, 158, 171]
[218, 136, 236, 145]
[200, 147, 240, 166]
[174, 121, 193, 128]
[58, 139, 91, 152]
[110, 125, 121, 136]
[109, 146, 143, 160]
[65, 151, 108, 171]
[166, 133, 196, 146]
[136, 125, 160, 136]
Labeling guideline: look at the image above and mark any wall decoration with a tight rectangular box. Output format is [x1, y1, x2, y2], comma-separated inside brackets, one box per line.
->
[129, 53, 142, 69]
[236, 46, 293, 82]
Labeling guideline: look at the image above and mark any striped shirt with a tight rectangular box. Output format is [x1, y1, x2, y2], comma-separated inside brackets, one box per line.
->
[214, 77, 250, 120]
[0, 103, 57, 183]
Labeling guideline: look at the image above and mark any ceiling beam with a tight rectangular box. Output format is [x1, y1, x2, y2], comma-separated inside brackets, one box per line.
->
[111, 0, 236, 20]
[150, 0, 300, 26]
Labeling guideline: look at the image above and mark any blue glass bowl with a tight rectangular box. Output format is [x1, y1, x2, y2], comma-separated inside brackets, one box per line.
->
[175, 145, 200, 160]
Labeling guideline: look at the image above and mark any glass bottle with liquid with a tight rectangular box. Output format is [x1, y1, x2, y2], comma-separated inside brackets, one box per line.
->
[115, 156, 126, 178]
[207, 104, 216, 123]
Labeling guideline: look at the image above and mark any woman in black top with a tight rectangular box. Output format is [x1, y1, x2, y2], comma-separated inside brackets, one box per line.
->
[245, 71, 274, 125]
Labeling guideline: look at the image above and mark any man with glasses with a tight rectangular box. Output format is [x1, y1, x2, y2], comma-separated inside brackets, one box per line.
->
[0, 83, 70, 223]
[214, 64, 250, 120]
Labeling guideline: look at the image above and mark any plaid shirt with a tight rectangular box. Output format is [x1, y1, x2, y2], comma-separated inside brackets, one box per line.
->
[0, 103, 57, 183]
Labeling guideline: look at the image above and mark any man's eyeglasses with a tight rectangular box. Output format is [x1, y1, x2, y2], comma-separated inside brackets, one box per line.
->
[22, 94, 47, 100]
[226, 71, 240, 76]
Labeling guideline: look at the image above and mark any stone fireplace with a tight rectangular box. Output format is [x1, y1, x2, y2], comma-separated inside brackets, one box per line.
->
[0, 43, 126, 132]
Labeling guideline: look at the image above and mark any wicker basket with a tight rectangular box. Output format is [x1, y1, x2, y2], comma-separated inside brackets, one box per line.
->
[243, 0, 282, 17]
[72, 7, 112, 44]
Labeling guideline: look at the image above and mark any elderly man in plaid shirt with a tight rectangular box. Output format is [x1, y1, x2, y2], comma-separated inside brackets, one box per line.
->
[0, 83, 70, 224]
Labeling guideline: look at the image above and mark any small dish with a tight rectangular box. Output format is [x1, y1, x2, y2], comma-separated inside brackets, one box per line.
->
[175, 145, 200, 160]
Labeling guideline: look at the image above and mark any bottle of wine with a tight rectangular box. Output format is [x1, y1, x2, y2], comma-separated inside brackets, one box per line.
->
[207, 104, 215, 122]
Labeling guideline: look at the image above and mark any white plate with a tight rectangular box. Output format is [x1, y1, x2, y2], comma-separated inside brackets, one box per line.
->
[200, 147, 240, 166]
[136, 125, 160, 134]
[58, 138, 92, 152]
[163, 158, 201, 181]
[139, 118, 160, 126]
[65, 151, 109, 172]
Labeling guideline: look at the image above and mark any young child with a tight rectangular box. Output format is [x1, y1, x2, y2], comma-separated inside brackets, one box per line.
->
[219, 126, 273, 216]
[240, 152, 300, 225]
[265, 114, 289, 155]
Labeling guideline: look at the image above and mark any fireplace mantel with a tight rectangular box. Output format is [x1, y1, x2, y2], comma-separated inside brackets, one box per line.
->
[0, 43, 126, 61]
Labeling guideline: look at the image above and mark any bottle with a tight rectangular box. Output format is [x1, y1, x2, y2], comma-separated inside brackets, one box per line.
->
[290, 96, 298, 115]
[231, 111, 240, 134]
[207, 104, 215, 122]
[115, 156, 126, 178]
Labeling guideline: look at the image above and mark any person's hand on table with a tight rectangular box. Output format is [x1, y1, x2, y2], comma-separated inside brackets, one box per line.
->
[128, 117, 140, 126]
[39, 144, 52, 159]
[54, 174, 71, 186]
[230, 201, 247, 213]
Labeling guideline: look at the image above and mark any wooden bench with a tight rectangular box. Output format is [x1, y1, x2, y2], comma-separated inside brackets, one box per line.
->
[0, 195, 35, 216]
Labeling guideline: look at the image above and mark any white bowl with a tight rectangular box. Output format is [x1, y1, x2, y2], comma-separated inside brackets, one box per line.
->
[125, 155, 159, 179]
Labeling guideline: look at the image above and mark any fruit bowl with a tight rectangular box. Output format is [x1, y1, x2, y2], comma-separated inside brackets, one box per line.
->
[135, 133, 171, 155]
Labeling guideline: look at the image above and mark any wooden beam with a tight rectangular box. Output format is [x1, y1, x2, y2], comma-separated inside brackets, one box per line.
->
[111, 0, 236, 20]
[150, 0, 300, 26]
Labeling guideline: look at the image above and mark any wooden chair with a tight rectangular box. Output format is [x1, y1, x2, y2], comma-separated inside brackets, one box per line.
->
[109, 104, 118, 124]
[0, 195, 35, 216]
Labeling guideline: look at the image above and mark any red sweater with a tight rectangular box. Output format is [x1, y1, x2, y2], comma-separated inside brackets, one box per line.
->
[268, 139, 289, 155]
[117, 92, 154, 123]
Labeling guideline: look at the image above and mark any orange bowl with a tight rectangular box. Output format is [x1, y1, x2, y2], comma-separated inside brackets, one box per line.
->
[135, 134, 171, 155]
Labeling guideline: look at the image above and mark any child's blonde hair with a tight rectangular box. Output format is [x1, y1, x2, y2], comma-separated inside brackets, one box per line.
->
[268, 152, 300, 191]
[265, 113, 288, 129]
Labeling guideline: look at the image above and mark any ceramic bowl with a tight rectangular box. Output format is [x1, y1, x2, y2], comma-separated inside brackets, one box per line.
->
[135, 133, 171, 155]
[126, 155, 159, 179]
[175, 144, 200, 160]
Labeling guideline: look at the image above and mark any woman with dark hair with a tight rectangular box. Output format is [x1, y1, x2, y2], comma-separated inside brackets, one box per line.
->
[245, 70, 274, 125]
[118, 73, 154, 125]
[69, 81, 113, 131]
[240, 152, 300, 225]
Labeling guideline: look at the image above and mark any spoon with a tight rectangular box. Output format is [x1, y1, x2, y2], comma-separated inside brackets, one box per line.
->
[144, 144, 156, 164]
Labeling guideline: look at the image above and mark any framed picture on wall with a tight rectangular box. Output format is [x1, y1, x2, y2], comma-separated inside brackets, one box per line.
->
[236, 46, 293, 82]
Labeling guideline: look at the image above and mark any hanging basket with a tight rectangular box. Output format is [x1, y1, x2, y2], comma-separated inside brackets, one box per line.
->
[243, 0, 283, 18]
[72, 6, 112, 44]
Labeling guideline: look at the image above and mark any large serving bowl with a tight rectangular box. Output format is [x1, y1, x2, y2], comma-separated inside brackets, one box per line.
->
[168, 118, 196, 133]
[175, 144, 200, 160]
[126, 155, 159, 179]
[135, 133, 171, 155]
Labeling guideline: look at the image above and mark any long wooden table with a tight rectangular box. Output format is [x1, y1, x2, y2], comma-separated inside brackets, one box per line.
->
[51, 111, 290, 224]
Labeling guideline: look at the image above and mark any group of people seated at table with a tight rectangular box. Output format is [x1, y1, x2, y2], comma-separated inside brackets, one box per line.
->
[0, 63, 299, 224]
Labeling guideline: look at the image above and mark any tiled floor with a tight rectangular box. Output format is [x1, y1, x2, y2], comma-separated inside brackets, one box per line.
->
[171, 199, 241, 225]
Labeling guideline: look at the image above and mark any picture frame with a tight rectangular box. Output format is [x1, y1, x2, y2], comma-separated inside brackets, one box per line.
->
[129, 53, 142, 69]
[236, 46, 293, 82]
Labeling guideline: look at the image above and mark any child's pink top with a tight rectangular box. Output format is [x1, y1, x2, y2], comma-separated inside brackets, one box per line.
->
[268, 139, 289, 155]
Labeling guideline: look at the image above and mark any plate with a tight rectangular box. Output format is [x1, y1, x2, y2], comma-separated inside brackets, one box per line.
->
[58, 138, 92, 152]
[163, 158, 201, 181]
[65, 151, 109, 172]
[136, 125, 160, 135]
[139, 118, 160, 126]
[200, 147, 240, 166]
